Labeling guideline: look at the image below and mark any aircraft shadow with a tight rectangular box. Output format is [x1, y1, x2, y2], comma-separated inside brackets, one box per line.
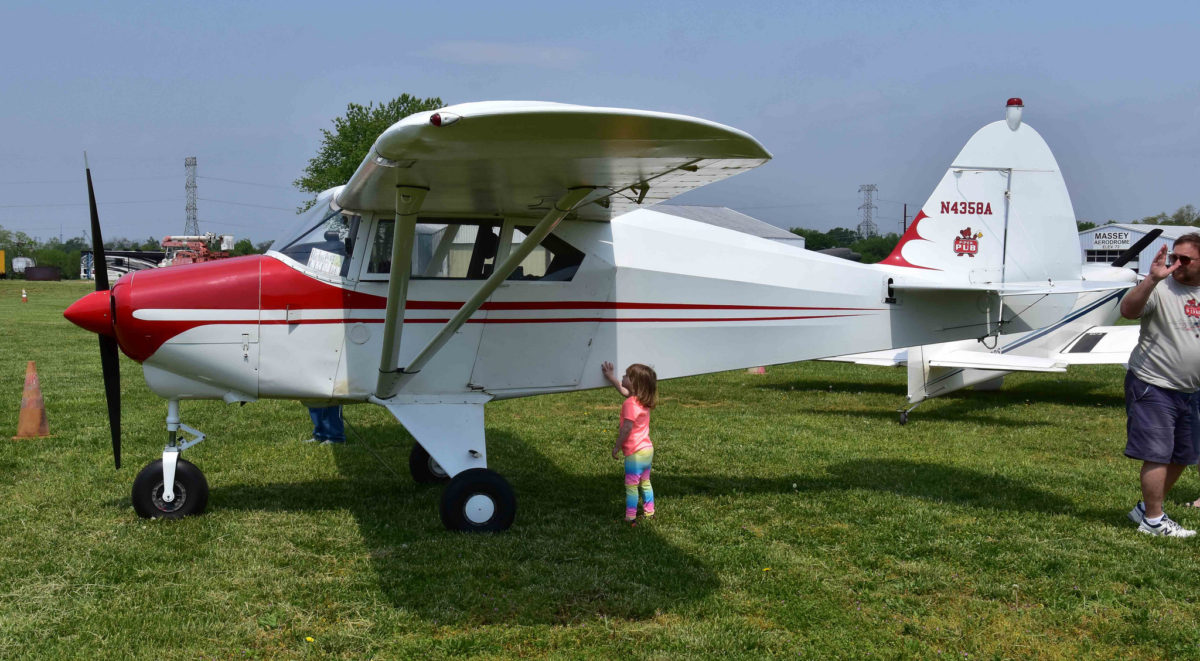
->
[196, 425, 721, 625]
[786, 459, 1115, 526]
[759, 377, 1126, 416]
[180, 423, 1131, 626]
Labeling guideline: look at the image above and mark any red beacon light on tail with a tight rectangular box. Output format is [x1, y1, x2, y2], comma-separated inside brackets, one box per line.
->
[1005, 97, 1024, 131]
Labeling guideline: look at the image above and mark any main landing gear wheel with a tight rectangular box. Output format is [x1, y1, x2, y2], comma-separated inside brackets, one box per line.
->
[131, 458, 209, 519]
[409, 443, 450, 484]
[439, 468, 516, 532]
[899, 411, 908, 425]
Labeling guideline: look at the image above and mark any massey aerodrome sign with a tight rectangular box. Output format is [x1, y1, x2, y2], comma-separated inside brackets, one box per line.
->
[1092, 230, 1132, 249]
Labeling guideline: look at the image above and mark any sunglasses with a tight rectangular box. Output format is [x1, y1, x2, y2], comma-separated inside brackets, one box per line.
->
[1170, 254, 1195, 266]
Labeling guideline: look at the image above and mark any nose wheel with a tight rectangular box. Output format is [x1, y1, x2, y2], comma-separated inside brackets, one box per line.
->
[439, 468, 515, 532]
[131, 458, 209, 519]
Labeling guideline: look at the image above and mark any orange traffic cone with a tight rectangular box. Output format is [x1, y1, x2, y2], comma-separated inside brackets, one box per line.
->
[13, 361, 49, 439]
[21, 289, 27, 303]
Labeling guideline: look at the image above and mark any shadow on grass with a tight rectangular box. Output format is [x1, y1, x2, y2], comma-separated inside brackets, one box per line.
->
[759, 376, 1125, 417]
[171, 424, 1117, 625]
[192, 424, 720, 626]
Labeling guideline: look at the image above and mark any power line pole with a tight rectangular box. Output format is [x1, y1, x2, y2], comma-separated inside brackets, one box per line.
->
[857, 184, 878, 238]
[184, 156, 199, 235]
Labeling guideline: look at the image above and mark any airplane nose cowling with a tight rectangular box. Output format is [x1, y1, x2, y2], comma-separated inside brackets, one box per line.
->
[64, 290, 115, 337]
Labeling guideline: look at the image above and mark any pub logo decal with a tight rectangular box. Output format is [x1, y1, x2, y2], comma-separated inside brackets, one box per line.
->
[953, 228, 983, 257]
[1186, 298, 1200, 318]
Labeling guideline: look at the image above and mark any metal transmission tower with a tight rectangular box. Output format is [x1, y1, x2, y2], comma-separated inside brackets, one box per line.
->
[856, 184, 878, 239]
[184, 156, 199, 235]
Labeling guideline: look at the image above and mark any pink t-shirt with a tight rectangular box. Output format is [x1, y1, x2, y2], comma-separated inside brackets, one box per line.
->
[620, 396, 652, 456]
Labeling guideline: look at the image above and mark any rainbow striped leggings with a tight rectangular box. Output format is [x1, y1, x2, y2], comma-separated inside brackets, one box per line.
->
[624, 447, 655, 520]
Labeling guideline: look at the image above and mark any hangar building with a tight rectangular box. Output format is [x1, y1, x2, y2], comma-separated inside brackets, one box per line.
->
[1078, 224, 1197, 275]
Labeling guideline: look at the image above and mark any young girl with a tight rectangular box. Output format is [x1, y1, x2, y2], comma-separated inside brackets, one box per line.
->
[601, 361, 658, 524]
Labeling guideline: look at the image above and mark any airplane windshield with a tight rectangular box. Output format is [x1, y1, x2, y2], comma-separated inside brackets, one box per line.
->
[273, 200, 360, 277]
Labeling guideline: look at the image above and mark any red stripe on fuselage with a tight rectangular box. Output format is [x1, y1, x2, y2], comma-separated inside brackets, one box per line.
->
[112, 255, 885, 362]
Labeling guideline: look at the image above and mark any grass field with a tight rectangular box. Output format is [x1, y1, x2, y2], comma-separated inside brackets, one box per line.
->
[2, 279, 1199, 659]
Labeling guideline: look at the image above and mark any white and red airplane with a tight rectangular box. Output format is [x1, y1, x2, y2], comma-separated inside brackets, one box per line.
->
[65, 99, 1130, 531]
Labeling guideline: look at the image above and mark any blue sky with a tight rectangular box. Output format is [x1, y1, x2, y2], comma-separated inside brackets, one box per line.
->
[1, 0, 1197, 244]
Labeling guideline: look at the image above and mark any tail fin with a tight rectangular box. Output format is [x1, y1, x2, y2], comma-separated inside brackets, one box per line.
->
[880, 110, 1080, 286]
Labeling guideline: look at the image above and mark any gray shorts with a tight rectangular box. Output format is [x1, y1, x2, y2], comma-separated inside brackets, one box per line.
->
[1124, 371, 1200, 465]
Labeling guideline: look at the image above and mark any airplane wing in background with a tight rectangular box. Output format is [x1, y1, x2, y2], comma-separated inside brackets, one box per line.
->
[336, 101, 772, 221]
[823, 324, 1138, 372]
[1052, 325, 1139, 365]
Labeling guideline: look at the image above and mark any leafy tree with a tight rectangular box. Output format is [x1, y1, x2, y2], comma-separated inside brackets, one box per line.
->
[231, 238, 258, 256]
[825, 227, 859, 248]
[1170, 204, 1199, 226]
[255, 240, 275, 253]
[1077, 221, 1097, 232]
[850, 233, 901, 263]
[294, 94, 444, 211]
[788, 227, 834, 251]
[140, 236, 162, 251]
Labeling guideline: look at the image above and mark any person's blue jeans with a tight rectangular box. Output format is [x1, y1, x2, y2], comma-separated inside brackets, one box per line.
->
[308, 405, 345, 443]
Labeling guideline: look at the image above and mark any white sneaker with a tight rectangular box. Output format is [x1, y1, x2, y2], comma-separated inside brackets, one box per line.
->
[1137, 514, 1196, 537]
[1128, 501, 1146, 524]
[302, 437, 321, 443]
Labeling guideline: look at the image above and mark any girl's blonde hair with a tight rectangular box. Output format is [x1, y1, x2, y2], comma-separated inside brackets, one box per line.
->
[626, 363, 658, 409]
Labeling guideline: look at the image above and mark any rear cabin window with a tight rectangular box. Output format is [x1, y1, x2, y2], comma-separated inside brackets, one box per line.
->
[367, 220, 583, 281]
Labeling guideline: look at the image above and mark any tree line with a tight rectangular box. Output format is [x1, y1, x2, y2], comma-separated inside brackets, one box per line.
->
[1077, 204, 1199, 232]
[0, 226, 265, 279]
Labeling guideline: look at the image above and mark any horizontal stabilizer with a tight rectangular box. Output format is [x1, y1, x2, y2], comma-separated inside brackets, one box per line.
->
[1052, 325, 1139, 365]
[820, 349, 907, 366]
[928, 350, 1066, 372]
[890, 278, 1135, 296]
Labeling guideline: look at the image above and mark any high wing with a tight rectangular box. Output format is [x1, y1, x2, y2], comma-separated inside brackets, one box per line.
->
[336, 101, 772, 221]
[345, 102, 772, 399]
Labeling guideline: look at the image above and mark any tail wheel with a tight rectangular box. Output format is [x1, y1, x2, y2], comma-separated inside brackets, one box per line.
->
[409, 443, 450, 484]
[131, 458, 209, 519]
[439, 468, 516, 532]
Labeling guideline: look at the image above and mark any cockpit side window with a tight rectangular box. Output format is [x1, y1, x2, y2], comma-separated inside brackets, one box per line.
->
[364, 218, 583, 281]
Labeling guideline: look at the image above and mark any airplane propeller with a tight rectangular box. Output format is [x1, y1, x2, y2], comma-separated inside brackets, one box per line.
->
[85, 154, 122, 469]
[1111, 228, 1162, 268]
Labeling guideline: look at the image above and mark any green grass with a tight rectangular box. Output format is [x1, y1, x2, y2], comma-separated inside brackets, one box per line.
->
[1, 280, 1198, 659]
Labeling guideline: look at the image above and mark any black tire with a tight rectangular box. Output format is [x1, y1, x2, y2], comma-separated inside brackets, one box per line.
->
[131, 458, 209, 519]
[409, 443, 450, 484]
[439, 468, 516, 532]
[899, 411, 908, 425]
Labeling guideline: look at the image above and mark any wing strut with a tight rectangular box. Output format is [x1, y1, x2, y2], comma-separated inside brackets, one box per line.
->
[376, 186, 429, 397]
[374, 186, 594, 399]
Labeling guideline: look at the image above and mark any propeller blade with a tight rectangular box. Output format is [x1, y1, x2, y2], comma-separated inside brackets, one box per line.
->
[85, 154, 109, 292]
[1112, 228, 1163, 268]
[100, 335, 122, 469]
[86, 153, 121, 469]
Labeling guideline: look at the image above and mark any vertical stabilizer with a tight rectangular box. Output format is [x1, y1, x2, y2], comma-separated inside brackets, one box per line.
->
[879, 101, 1081, 286]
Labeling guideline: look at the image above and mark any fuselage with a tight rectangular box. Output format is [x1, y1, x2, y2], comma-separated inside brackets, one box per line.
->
[66, 208, 1013, 404]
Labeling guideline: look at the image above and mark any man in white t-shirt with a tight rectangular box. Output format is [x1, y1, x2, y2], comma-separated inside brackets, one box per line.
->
[1120, 233, 1200, 537]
